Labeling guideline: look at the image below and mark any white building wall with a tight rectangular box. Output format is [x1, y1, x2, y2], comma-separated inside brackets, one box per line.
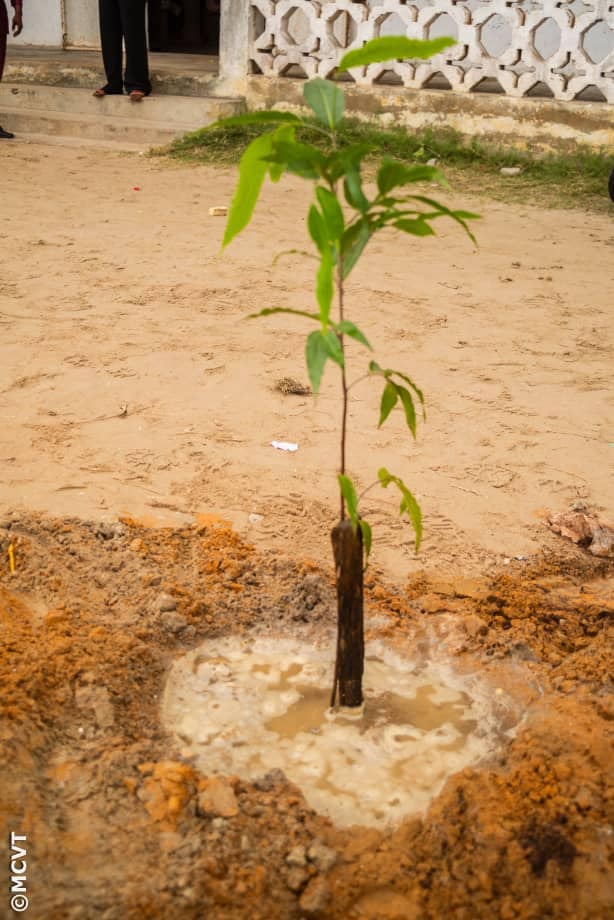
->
[12, 0, 64, 47]
[64, 0, 100, 48]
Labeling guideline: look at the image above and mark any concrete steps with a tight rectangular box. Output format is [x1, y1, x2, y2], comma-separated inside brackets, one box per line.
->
[0, 55, 244, 149]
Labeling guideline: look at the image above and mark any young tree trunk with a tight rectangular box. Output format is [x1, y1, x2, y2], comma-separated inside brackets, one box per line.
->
[330, 520, 364, 708]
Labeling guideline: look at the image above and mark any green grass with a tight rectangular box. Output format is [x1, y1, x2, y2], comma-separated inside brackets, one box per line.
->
[162, 118, 613, 213]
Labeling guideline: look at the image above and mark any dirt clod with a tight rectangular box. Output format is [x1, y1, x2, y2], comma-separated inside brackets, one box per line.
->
[299, 876, 332, 916]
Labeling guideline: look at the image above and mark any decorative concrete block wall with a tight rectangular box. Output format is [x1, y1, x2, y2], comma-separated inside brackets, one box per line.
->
[249, 0, 614, 103]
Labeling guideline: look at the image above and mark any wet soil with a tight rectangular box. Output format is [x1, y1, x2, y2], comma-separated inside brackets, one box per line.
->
[1, 513, 612, 919]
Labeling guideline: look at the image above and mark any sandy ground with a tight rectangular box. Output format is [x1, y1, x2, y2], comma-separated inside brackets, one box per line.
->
[1, 142, 613, 580]
[0, 142, 613, 920]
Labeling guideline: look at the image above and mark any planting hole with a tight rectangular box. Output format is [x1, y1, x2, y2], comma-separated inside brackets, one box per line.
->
[164, 637, 515, 828]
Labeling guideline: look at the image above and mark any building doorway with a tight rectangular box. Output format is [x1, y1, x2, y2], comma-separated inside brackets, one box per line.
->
[148, 0, 220, 54]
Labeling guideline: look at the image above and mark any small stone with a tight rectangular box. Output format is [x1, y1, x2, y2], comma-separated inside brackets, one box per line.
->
[160, 610, 189, 635]
[299, 877, 331, 916]
[253, 768, 287, 791]
[307, 841, 337, 873]
[157, 593, 177, 613]
[575, 786, 596, 810]
[286, 867, 309, 892]
[500, 167, 522, 176]
[427, 157, 439, 166]
[248, 513, 264, 524]
[589, 527, 614, 557]
[197, 778, 239, 818]
[96, 522, 116, 540]
[286, 845, 307, 868]
[463, 614, 487, 638]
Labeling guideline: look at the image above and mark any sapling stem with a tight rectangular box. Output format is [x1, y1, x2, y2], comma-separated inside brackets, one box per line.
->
[338, 256, 348, 521]
[347, 373, 372, 392]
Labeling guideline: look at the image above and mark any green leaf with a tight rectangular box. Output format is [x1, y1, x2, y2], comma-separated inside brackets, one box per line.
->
[303, 78, 345, 130]
[247, 306, 320, 322]
[316, 187, 345, 242]
[409, 195, 480, 245]
[377, 161, 447, 195]
[338, 36, 455, 72]
[308, 204, 328, 253]
[377, 467, 423, 552]
[324, 329, 344, 368]
[400, 488, 422, 552]
[341, 219, 371, 278]
[369, 360, 386, 376]
[306, 330, 329, 394]
[336, 320, 372, 350]
[328, 144, 374, 183]
[394, 218, 436, 237]
[222, 131, 274, 248]
[264, 139, 327, 180]
[316, 248, 334, 326]
[359, 519, 372, 560]
[391, 370, 425, 415]
[396, 385, 417, 438]
[338, 474, 359, 525]
[268, 125, 297, 182]
[378, 382, 398, 428]
[213, 111, 302, 128]
[344, 170, 369, 213]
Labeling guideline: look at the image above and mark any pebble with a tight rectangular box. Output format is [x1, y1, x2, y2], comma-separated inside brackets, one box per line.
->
[307, 841, 337, 873]
[500, 167, 522, 176]
[463, 614, 487, 638]
[96, 521, 124, 540]
[253, 768, 287, 791]
[286, 867, 309, 892]
[157, 593, 177, 613]
[160, 610, 189, 635]
[575, 786, 596, 810]
[197, 778, 239, 818]
[299, 877, 331, 916]
[286, 845, 307, 868]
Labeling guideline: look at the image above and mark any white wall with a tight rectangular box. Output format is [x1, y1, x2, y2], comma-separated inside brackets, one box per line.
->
[12, 0, 63, 47]
[64, 0, 100, 48]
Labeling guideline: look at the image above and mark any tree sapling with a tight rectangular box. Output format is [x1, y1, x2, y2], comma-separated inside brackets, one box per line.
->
[216, 36, 479, 708]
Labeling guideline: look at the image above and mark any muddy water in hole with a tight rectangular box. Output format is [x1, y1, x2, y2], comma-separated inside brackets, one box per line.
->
[163, 638, 515, 827]
[265, 668, 477, 751]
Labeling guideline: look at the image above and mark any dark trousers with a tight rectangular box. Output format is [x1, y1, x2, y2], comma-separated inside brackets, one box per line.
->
[0, 34, 6, 84]
[0, 1, 8, 82]
[98, 0, 151, 94]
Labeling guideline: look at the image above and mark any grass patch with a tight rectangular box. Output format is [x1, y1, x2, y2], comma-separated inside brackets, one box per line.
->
[163, 117, 613, 213]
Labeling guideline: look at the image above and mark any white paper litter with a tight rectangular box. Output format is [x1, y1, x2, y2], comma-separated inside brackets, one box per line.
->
[271, 441, 299, 452]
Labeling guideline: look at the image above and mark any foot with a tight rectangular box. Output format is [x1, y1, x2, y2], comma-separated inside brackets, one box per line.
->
[93, 86, 123, 98]
[0, 126, 15, 139]
[129, 89, 146, 102]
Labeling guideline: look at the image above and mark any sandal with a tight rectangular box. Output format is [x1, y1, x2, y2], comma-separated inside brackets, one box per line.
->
[129, 90, 146, 102]
[93, 86, 122, 98]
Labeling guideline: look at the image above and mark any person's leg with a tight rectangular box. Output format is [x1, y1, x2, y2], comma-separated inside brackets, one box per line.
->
[120, 0, 151, 95]
[0, 8, 13, 138]
[98, 0, 124, 93]
[0, 0, 8, 82]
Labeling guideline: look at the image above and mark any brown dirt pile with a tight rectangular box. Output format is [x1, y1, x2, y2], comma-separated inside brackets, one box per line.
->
[0, 513, 612, 919]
